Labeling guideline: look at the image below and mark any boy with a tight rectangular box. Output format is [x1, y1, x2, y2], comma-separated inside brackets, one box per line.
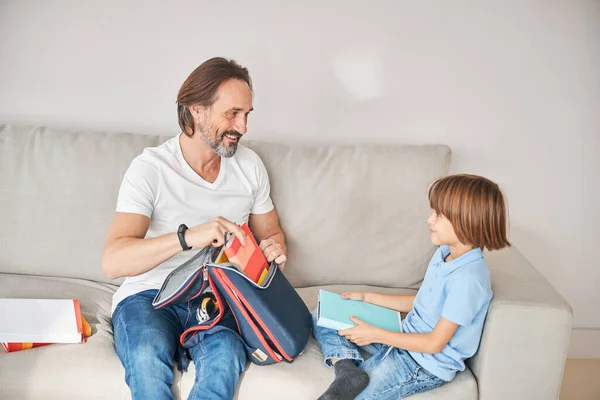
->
[313, 174, 511, 400]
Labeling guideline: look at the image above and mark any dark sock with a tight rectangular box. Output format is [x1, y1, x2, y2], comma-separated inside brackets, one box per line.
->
[318, 359, 369, 400]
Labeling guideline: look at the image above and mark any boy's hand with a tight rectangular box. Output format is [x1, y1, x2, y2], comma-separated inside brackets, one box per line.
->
[341, 292, 365, 301]
[338, 316, 383, 346]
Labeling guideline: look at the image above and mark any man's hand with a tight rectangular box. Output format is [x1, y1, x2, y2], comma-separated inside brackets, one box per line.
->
[338, 316, 383, 346]
[259, 238, 287, 270]
[341, 292, 365, 301]
[185, 217, 246, 249]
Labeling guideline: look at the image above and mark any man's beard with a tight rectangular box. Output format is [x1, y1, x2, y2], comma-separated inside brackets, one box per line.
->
[198, 123, 241, 158]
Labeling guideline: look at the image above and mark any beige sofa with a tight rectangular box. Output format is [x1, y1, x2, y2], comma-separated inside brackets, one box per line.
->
[0, 124, 572, 400]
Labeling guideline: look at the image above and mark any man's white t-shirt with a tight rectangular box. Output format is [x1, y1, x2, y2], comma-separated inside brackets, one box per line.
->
[111, 134, 274, 313]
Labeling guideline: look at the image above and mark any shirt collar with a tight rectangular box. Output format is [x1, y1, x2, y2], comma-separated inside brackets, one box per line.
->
[433, 245, 484, 275]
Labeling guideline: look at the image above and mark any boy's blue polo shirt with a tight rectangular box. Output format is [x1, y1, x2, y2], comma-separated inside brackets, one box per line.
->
[402, 245, 493, 381]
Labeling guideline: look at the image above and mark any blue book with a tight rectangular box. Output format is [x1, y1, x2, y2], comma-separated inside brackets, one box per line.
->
[316, 290, 402, 332]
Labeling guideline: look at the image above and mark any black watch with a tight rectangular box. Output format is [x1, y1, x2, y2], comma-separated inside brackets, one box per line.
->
[177, 224, 192, 251]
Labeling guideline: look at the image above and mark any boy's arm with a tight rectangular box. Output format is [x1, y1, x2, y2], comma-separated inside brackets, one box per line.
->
[366, 293, 416, 313]
[340, 316, 458, 354]
[379, 317, 458, 353]
[343, 292, 416, 313]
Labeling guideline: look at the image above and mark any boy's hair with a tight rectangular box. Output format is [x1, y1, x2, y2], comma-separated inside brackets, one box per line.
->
[429, 174, 511, 251]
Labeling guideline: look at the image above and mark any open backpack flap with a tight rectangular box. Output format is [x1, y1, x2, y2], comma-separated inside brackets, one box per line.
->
[152, 246, 214, 310]
[152, 246, 312, 366]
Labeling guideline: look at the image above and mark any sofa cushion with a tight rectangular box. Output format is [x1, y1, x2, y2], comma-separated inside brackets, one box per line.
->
[0, 276, 476, 399]
[245, 141, 451, 288]
[0, 125, 451, 289]
[0, 125, 171, 285]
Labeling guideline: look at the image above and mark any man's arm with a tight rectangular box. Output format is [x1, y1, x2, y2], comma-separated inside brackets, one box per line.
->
[101, 213, 246, 279]
[340, 316, 459, 354]
[101, 212, 179, 279]
[249, 209, 287, 268]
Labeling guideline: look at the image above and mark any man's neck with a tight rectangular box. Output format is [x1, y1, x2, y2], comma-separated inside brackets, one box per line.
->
[179, 133, 222, 182]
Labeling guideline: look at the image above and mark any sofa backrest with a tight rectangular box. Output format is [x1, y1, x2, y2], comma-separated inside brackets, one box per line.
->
[0, 125, 450, 288]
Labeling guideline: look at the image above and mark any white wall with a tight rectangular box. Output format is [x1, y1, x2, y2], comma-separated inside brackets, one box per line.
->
[1, 0, 599, 355]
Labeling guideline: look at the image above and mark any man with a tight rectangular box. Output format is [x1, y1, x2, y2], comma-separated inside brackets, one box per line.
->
[102, 57, 287, 400]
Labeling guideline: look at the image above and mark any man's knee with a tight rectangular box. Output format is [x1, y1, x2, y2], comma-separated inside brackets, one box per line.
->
[132, 341, 175, 367]
[118, 340, 177, 397]
[114, 325, 177, 375]
[216, 329, 247, 365]
[202, 330, 247, 372]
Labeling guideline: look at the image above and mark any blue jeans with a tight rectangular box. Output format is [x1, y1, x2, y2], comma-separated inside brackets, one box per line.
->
[112, 290, 247, 400]
[312, 311, 445, 400]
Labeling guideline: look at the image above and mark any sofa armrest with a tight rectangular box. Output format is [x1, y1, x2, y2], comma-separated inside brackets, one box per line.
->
[466, 247, 573, 400]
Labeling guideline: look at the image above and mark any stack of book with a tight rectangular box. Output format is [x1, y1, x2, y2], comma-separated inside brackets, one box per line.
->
[0, 298, 91, 353]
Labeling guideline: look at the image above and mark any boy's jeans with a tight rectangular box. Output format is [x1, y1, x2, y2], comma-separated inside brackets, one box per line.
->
[312, 311, 445, 400]
[112, 290, 246, 400]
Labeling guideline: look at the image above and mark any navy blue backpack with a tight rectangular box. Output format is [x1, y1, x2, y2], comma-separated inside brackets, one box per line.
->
[153, 245, 312, 365]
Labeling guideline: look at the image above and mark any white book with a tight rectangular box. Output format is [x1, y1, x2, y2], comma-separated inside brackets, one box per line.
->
[0, 299, 84, 344]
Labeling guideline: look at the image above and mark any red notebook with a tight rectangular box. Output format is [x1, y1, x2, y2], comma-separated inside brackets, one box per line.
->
[2, 342, 51, 352]
[223, 222, 270, 284]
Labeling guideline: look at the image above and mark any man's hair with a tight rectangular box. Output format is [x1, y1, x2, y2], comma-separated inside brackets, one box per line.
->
[177, 57, 252, 137]
[428, 174, 511, 251]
